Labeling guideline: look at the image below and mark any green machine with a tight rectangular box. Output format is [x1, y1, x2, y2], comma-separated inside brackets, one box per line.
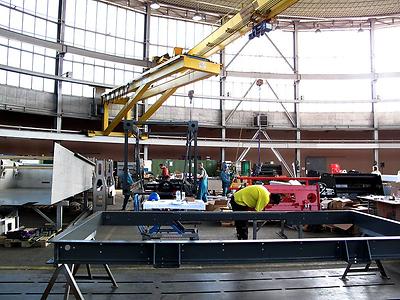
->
[240, 160, 251, 176]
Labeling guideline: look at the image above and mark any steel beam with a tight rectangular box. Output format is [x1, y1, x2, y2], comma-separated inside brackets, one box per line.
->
[261, 130, 294, 177]
[0, 64, 114, 89]
[225, 39, 251, 69]
[293, 21, 301, 176]
[0, 27, 151, 68]
[102, 55, 220, 103]
[138, 88, 177, 123]
[54, 0, 66, 132]
[3, 127, 400, 149]
[50, 211, 400, 267]
[225, 80, 256, 123]
[226, 71, 400, 80]
[264, 34, 294, 72]
[370, 20, 379, 164]
[264, 79, 296, 126]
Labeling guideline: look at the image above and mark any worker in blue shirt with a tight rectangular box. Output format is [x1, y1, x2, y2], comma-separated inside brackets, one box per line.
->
[121, 171, 134, 210]
[197, 162, 208, 202]
[220, 162, 231, 196]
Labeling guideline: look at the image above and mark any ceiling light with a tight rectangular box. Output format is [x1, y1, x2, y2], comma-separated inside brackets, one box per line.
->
[192, 12, 202, 21]
[192, 3, 202, 21]
[150, 0, 160, 10]
[315, 28, 321, 33]
[358, 24, 364, 33]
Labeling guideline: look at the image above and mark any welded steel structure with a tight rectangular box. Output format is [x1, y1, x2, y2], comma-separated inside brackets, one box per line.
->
[52, 210, 400, 266]
[41, 210, 400, 299]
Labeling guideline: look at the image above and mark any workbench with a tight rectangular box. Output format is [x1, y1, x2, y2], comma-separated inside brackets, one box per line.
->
[358, 195, 400, 221]
[140, 199, 206, 240]
[143, 199, 206, 211]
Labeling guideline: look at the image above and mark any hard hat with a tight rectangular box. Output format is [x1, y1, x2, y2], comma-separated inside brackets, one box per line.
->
[149, 192, 160, 201]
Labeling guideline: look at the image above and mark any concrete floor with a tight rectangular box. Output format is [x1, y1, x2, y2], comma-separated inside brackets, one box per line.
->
[0, 191, 400, 298]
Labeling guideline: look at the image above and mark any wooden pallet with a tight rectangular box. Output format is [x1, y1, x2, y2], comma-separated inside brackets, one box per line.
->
[2, 231, 57, 248]
[4, 239, 34, 248]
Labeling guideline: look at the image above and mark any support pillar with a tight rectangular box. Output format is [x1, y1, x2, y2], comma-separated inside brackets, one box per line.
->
[293, 21, 301, 176]
[370, 19, 379, 165]
[220, 48, 226, 163]
[56, 203, 63, 231]
[54, 0, 66, 132]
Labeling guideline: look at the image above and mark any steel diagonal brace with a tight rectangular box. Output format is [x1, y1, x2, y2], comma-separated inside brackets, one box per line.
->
[103, 83, 151, 135]
[138, 87, 178, 123]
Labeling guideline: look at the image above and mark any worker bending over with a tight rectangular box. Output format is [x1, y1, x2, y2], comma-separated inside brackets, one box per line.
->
[231, 185, 281, 240]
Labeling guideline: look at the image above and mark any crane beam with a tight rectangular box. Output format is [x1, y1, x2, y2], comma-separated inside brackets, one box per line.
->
[188, 0, 299, 58]
[98, 0, 298, 136]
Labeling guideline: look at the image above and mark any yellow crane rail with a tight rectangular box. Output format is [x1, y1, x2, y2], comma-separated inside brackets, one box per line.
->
[99, 0, 298, 136]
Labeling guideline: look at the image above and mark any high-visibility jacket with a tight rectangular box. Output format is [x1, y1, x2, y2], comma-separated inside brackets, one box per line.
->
[233, 185, 270, 212]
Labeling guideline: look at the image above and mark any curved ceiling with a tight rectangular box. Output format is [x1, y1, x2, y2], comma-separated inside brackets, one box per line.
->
[113, 0, 400, 19]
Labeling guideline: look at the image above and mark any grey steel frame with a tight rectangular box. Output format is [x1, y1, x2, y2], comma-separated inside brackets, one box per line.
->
[42, 210, 400, 299]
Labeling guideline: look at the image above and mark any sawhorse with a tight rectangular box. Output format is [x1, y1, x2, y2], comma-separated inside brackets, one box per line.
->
[41, 263, 118, 300]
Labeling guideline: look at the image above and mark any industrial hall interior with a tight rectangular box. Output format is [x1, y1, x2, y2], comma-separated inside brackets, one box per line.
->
[1, 0, 400, 299]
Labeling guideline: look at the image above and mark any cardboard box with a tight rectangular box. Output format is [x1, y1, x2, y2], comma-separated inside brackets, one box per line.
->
[327, 199, 354, 210]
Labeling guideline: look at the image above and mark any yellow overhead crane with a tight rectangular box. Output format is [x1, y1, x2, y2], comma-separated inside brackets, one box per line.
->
[99, 0, 298, 136]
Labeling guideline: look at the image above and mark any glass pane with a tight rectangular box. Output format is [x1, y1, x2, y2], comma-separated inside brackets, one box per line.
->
[85, 31, 96, 51]
[83, 63, 94, 81]
[71, 83, 82, 96]
[47, 0, 59, 20]
[0, 6, 10, 27]
[116, 38, 125, 56]
[116, 8, 126, 38]
[43, 79, 54, 92]
[94, 66, 104, 83]
[8, 48, 21, 67]
[10, 10, 23, 31]
[75, 0, 86, 28]
[95, 33, 106, 52]
[106, 5, 117, 36]
[22, 14, 35, 36]
[0, 70, 7, 84]
[72, 62, 83, 79]
[135, 13, 144, 43]
[44, 57, 54, 74]
[46, 22, 57, 40]
[35, 18, 47, 38]
[20, 51, 33, 70]
[96, 2, 107, 34]
[86, 0, 97, 31]
[7, 72, 19, 87]
[126, 11, 135, 40]
[74, 29, 85, 47]
[19, 74, 31, 89]
[32, 77, 44, 90]
[65, 0, 76, 26]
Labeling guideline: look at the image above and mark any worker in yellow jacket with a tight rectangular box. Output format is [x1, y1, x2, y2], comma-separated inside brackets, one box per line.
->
[231, 185, 281, 240]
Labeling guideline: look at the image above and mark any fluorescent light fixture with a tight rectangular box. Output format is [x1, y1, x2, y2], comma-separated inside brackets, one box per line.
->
[150, 0, 160, 10]
[192, 12, 202, 21]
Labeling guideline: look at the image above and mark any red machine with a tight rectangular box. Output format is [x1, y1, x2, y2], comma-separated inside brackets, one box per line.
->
[231, 176, 321, 211]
